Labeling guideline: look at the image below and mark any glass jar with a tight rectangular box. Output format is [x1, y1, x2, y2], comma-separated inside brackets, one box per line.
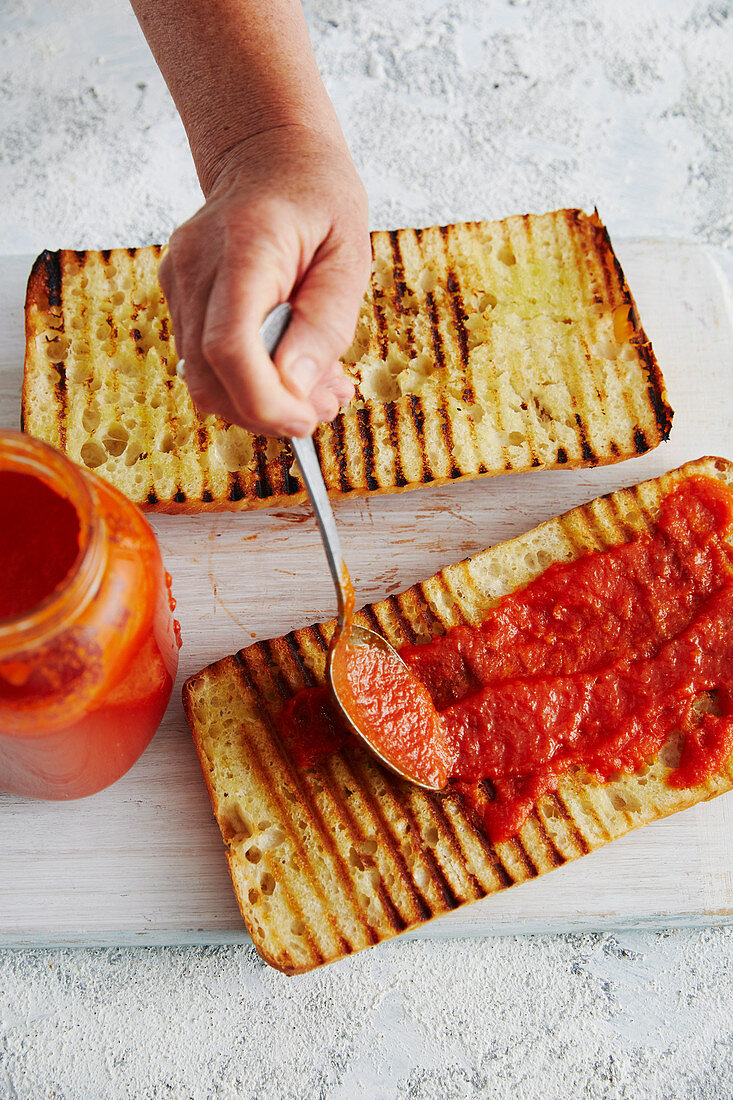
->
[0, 431, 180, 799]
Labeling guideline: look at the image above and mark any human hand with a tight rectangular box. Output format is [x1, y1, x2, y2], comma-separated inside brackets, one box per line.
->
[158, 124, 371, 438]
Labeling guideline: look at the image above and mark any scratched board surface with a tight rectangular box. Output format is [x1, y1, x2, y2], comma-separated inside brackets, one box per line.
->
[1, 240, 732, 947]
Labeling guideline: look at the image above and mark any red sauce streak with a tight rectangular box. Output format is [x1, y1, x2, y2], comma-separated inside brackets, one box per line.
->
[0, 471, 80, 619]
[165, 570, 183, 649]
[340, 564, 356, 626]
[278, 477, 733, 843]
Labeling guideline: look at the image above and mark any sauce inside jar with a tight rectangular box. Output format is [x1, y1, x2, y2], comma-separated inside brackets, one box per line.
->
[0, 432, 181, 800]
[0, 470, 81, 619]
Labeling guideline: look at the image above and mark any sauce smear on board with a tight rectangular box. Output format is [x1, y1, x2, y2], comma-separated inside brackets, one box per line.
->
[279, 476, 733, 842]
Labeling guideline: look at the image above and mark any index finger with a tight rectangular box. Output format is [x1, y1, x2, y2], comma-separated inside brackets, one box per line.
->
[201, 258, 318, 438]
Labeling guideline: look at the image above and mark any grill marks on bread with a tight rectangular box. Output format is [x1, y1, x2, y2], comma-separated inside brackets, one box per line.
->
[22, 210, 672, 512]
[183, 458, 733, 973]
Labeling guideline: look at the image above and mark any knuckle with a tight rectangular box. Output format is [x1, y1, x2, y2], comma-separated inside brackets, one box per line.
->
[168, 218, 207, 275]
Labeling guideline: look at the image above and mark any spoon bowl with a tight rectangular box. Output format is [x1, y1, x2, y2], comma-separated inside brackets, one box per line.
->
[327, 623, 445, 792]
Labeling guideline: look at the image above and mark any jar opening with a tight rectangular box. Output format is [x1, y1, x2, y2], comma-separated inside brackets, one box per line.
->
[0, 433, 105, 646]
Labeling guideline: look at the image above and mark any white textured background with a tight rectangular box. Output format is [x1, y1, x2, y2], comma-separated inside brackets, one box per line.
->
[1, 0, 732, 1097]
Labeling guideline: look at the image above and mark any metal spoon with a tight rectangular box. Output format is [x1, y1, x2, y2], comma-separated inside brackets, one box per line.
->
[260, 305, 443, 791]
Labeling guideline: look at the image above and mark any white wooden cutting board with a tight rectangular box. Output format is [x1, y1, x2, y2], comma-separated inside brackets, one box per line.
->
[1, 240, 732, 948]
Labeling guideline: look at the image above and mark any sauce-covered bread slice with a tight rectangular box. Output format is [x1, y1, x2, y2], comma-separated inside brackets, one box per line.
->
[183, 457, 733, 973]
[22, 210, 672, 512]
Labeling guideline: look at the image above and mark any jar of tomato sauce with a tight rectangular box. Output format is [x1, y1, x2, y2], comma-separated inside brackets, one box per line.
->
[0, 431, 180, 799]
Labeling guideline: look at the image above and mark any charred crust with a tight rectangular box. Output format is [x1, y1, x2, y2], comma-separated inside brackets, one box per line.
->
[408, 395, 429, 483]
[259, 639, 295, 701]
[510, 837, 540, 879]
[328, 419, 351, 493]
[146, 489, 159, 505]
[384, 403, 407, 487]
[387, 230, 417, 358]
[481, 778, 496, 801]
[574, 414, 596, 462]
[371, 289, 389, 358]
[252, 435, 273, 499]
[446, 269, 469, 368]
[641, 352, 674, 439]
[592, 216, 673, 444]
[228, 476, 245, 502]
[633, 428, 650, 454]
[529, 812, 566, 868]
[438, 406, 462, 479]
[389, 786, 460, 912]
[424, 291, 445, 371]
[281, 452, 300, 496]
[556, 447, 568, 464]
[54, 370, 67, 448]
[425, 291, 461, 476]
[452, 791, 514, 888]
[36, 249, 63, 308]
[131, 327, 143, 355]
[283, 632, 318, 687]
[202, 489, 213, 503]
[356, 407, 379, 491]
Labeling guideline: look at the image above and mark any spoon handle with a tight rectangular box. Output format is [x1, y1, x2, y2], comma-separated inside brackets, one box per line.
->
[259, 303, 352, 627]
[288, 435, 351, 625]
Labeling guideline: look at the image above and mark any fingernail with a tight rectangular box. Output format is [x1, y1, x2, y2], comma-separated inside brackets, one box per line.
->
[284, 357, 320, 398]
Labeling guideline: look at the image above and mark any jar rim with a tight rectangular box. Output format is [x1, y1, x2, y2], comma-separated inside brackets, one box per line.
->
[0, 431, 106, 648]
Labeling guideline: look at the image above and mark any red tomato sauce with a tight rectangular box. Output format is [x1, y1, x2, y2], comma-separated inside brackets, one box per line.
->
[278, 476, 733, 843]
[337, 640, 454, 789]
[0, 471, 81, 619]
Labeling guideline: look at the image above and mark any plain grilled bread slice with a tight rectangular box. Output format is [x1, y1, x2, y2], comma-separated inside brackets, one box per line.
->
[22, 209, 672, 512]
[183, 456, 733, 974]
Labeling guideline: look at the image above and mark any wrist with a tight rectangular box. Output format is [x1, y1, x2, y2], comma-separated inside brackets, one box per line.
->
[197, 114, 346, 199]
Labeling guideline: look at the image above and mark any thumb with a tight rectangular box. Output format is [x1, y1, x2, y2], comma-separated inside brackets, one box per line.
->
[274, 241, 370, 400]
